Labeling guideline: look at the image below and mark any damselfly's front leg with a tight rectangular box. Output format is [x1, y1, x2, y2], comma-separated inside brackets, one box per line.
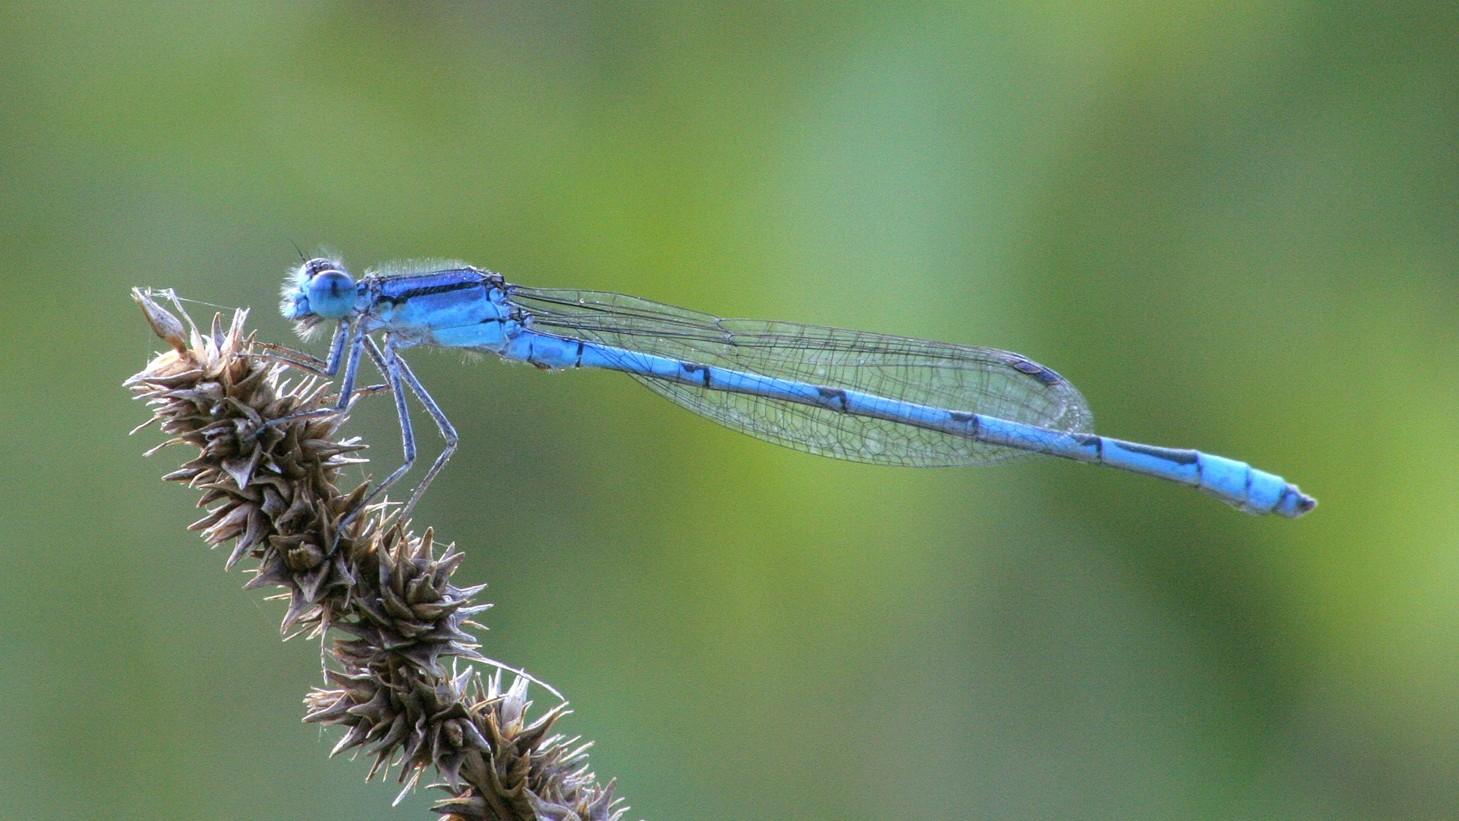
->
[251, 341, 391, 406]
[249, 323, 389, 415]
[248, 340, 331, 374]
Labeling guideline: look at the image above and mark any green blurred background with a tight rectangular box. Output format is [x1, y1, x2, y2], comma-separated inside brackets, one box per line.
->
[2, 2, 1456, 819]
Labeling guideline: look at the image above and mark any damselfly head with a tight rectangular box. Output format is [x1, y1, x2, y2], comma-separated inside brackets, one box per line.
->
[280, 256, 358, 331]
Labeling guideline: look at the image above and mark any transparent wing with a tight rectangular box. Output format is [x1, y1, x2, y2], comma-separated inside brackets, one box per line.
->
[509, 287, 1093, 466]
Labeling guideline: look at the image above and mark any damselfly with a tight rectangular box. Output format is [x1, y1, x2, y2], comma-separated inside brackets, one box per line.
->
[274, 257, 1316, 524]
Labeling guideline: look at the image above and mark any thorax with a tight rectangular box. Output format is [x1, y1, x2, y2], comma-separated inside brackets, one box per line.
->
[359, 268, 515, 348]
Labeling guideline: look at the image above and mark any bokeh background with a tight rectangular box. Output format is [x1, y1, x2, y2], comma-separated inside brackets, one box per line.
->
[2, 3, 1456, 819]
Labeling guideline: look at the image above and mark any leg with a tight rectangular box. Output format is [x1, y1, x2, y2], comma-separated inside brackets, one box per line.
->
[254, 323, 386, 431]
[360, 337, 418, 509]
[252, 339, 389, 404]
[249, 340, 331, 374]
[274, 331, 364, 431]
[330, 337, 419, 541]
[375, 343, 458, 523]
[264, 321, 352, 378]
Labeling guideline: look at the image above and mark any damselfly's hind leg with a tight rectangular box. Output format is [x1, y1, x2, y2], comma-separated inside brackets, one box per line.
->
[328, 336, 416, 541]
[333, 337, 457, 535]
[385, 347, 459, 525]
[347, 341, 455, 527]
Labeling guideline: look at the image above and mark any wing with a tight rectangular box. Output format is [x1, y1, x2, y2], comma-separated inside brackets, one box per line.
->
[509, 287, 1093, 467]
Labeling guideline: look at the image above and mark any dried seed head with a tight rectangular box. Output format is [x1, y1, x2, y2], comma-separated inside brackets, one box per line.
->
[127, 290, 625, 820]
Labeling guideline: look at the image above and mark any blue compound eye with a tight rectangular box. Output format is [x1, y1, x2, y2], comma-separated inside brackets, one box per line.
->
[307, 269, 356, 318]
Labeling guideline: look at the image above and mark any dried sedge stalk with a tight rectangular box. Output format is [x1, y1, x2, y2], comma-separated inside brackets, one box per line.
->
[125, 289, 626, 821]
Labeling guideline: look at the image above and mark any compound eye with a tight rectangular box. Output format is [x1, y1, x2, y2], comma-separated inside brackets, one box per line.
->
[307, 269, 356, 318]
